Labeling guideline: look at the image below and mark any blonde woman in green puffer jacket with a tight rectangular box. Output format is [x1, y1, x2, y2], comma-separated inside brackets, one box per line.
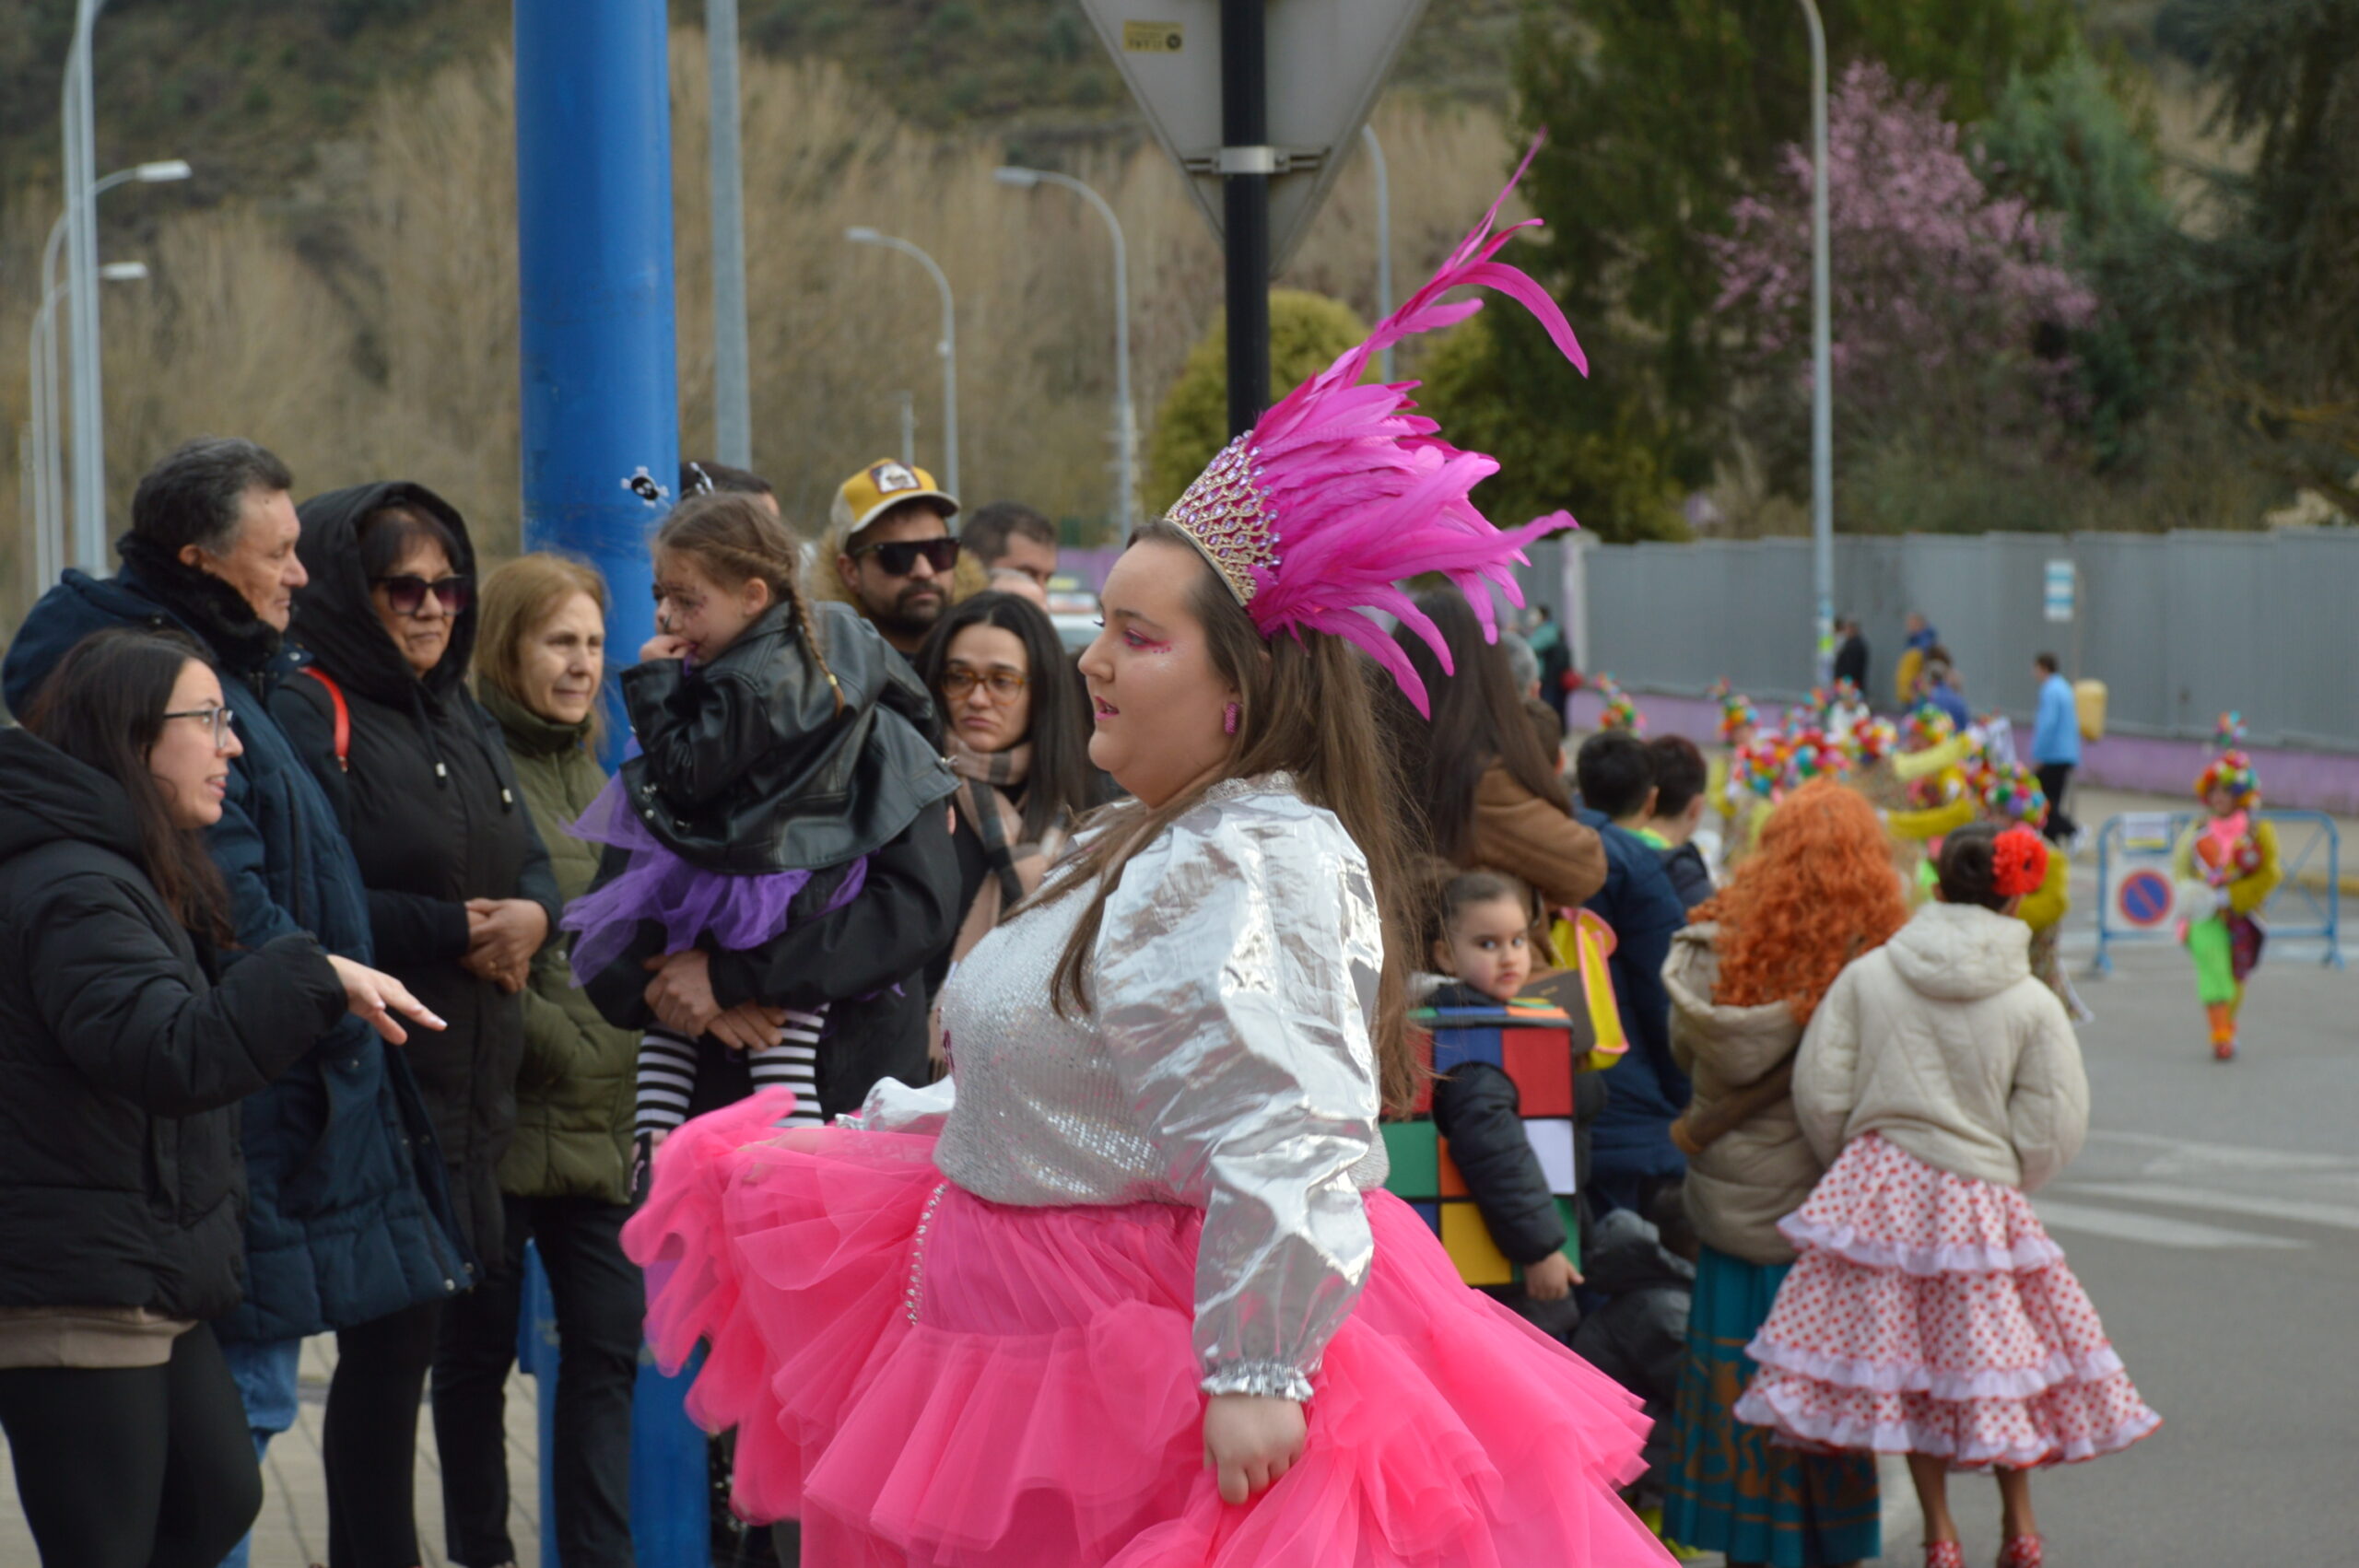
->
[442, 553, 643, 1568]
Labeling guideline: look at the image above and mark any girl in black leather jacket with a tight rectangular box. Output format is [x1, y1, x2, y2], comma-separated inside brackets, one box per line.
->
[571, 492, 959, 1166]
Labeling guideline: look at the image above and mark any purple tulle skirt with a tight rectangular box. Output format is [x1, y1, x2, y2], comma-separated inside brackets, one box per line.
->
[563, 766, 867, 987]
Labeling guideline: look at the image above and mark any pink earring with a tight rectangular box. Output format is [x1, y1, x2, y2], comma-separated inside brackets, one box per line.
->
[1223, 702, 1240, 735]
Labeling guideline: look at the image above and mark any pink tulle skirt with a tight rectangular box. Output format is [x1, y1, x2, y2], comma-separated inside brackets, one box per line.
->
[622, 1092, 1674, 1567]
[1732, 1134, 2161, 1471]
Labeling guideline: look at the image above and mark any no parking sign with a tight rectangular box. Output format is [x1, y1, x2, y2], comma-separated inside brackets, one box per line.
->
[2116, 867, 2178, 929]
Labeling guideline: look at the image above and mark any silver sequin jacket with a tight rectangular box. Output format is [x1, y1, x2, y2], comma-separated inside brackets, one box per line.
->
[861, 776, 1389, 1402]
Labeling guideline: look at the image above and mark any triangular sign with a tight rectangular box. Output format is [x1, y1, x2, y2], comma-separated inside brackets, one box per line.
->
[1075, 0, 1431, 274]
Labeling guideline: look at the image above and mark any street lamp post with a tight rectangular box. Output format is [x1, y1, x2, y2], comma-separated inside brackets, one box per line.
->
[890, 391, 916, 467]
[1362, 125, 1394, 382]
[845, 228, 957, 499]
[61, 0, 112, 571]
[705, 0, 752, 468]
[993, 166, 1133, 532]
[1799, 0, 1834, 684]
[29, 159, 190, 579]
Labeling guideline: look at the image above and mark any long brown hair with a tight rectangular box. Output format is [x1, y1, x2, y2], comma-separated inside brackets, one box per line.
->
[1384, 590, 1572, 862]
[1692, 778, 1907, 1024]
[476, 552, 611, 745]
[25, 628, 235, 945]
[1036, 520, 1421, 1114]
[654, 491, 843, 714]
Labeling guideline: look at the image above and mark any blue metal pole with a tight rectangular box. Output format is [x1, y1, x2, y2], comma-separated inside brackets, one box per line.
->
[512, 12, 704, 1566]
[515, 0, 675, 714]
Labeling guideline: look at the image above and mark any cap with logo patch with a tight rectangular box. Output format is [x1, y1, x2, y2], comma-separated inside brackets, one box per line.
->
[831, 459, 960, 541]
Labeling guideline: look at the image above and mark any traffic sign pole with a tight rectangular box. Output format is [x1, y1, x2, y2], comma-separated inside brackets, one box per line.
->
[1220, 0, 1270, 437]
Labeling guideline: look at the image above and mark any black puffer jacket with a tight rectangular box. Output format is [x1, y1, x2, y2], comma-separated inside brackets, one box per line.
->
[0, 726, 346, 1322]
[273, 482, 560, 1259]
[617, 599, 957, 873]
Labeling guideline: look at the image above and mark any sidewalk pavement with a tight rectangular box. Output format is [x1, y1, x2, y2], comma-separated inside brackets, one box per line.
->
[0, 1337, 545, 1568]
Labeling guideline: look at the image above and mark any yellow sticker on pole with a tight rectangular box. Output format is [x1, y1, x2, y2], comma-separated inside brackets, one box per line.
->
[1122, 20, 1184, 53]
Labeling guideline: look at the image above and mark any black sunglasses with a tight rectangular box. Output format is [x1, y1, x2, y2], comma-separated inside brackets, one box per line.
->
[374, 574, 474, 615]
[851, 537, 960, 577]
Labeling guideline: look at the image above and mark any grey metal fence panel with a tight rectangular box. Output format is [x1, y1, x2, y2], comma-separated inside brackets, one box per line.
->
[1544, 528, 2359, 749]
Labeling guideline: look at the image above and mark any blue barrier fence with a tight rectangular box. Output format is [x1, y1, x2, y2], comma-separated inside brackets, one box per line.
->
[2090, 810, 2342, 975]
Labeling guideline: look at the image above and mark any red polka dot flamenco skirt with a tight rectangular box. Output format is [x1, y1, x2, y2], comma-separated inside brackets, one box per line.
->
[1732, 1134, 2161, 1471]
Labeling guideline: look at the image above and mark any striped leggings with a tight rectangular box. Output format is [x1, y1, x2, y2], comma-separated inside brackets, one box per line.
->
[635, 1005, 829, 1139]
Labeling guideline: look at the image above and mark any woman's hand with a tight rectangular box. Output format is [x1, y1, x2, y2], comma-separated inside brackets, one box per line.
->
[643, 949, 723, 1037]
[1203, 1393, 1306, 1506]
[328, 955, 447, 1045]
[640, 633, 691, 662]
[1523, 1249, 1584, 1303]
[463, 897, 547, 992]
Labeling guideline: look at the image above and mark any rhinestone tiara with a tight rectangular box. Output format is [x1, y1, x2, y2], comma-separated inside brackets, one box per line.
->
[1165, 435, 1279, 605]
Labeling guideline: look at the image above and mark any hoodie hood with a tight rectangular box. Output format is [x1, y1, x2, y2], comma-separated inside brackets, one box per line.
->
[288, 481, 479, 706]
[0, 725, 142, 868]
[1884, 900, 2030, 1002]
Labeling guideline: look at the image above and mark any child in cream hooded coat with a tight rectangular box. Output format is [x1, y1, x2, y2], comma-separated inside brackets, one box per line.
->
[1735, 823, 2158, 1568]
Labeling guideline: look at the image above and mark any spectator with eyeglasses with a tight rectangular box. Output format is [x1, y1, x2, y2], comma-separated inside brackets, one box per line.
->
[820, 458, 981, 660]
[0, 627, 445, 1568]
[912, 591, 1106, 1055]
[1, 439, 469, 1568]
[273, 481, 560, 1568]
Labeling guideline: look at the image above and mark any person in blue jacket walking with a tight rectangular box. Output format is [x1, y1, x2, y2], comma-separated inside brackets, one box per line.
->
[2, 438, 470, 1568]
[1573, 731, 1694, 1219]
[2029, 651, 2083, 845]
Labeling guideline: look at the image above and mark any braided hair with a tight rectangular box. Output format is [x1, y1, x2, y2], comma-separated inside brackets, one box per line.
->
[654, 492, 842, 714]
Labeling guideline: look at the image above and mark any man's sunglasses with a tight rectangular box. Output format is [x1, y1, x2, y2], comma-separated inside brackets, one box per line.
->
[374, 574, 475, 615]
[850, 538, 960, 577]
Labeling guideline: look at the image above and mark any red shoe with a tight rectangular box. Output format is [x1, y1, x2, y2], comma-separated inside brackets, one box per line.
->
[1924, 1542, 1966, 1568]
[2214, 1036, 2237, 1060]
[1999, 1536, 2044, 1568]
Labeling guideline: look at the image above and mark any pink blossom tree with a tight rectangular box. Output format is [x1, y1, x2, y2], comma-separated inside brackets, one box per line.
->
[1708, 60, 2096, 474]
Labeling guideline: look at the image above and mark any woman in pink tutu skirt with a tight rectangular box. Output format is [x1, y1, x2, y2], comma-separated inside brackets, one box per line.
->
[621, 152, 1675, 1568]
[1734, 823, 2160, 1568]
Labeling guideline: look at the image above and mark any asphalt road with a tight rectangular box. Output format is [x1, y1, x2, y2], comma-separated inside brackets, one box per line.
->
[1851, 856, 2359, 1566]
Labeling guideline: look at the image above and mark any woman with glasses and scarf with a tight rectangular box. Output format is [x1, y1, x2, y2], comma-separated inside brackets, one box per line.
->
[272, 482, 560, 1568]
[913, 591, 1103, 1059]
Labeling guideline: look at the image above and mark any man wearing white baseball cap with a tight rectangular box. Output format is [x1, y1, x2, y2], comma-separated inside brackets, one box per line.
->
[823, 458, 961, 657]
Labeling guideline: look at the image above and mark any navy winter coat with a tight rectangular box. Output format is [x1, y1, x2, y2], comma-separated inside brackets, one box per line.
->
[2, 551, 471, 1340]
[1575, 807, 1692, 1198]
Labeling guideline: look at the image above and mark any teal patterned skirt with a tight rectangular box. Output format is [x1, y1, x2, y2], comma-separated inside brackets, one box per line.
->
[1662, 1243, 1882, 1566]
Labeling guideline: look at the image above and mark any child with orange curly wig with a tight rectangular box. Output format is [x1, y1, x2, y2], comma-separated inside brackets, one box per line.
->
[1661, 778, 1908, 1566]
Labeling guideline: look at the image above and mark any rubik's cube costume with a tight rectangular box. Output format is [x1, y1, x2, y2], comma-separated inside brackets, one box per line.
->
[1385, 912, 1628, 1301]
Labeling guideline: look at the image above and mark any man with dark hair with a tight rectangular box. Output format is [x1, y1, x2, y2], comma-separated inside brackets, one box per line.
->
[2030, 651, 2083, 845]
[1570, 731, 1690, 1218]
[1575, 729, 1657, 824]
[961, 499, 1059, 591]
[2, 438, 465, 1551]
[1641, 734, 1713, 910]
[679, 458, 779, 517]
[1832, 613, 1870, 694]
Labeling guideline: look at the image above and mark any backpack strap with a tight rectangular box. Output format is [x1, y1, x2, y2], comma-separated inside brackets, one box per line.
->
[299, 666, 351, 772]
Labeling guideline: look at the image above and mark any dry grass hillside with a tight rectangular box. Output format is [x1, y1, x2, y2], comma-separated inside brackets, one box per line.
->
[0, 29, 1519, 618]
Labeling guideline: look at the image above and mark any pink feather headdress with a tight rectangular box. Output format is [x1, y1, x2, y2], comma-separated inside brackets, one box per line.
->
[1165, 136, 1587, 714]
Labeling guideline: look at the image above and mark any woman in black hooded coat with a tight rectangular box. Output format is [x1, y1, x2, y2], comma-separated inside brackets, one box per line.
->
[273, 481, 560, 1568]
